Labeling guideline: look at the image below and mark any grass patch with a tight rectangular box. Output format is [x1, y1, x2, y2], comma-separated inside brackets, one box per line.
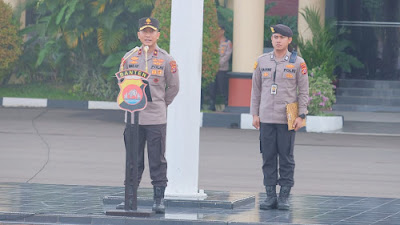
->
[0, 82, 104, 101]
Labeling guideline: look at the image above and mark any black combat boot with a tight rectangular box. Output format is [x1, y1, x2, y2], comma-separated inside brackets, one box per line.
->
[277, 186, 291, 210]
[259, 186, 277, 210]
[152, 186, 166, 214]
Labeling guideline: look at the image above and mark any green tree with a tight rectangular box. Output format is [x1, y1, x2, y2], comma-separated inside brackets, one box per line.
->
[19, 0, 154, 100]
[151, 0, 172, 52]
[0, 0, 22, 84]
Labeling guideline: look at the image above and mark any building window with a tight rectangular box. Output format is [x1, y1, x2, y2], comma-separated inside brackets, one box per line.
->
[334, 0, 400, 80]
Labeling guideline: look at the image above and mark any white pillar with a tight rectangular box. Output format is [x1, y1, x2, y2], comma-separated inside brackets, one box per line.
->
[298, 0, 326, 42]
[232, 0, 265, 73]
[165, 0, 207, 200]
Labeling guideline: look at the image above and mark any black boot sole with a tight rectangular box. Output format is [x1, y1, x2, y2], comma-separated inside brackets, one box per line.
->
[259, 205, 277, 210]
[152, 206, 165, 214]
[277, 205, 289, 210]
[259, 202, 277, 210]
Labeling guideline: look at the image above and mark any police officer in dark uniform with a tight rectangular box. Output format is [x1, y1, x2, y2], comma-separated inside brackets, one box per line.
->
[250, 24, 309, 210]
[120, 17, 179, 213]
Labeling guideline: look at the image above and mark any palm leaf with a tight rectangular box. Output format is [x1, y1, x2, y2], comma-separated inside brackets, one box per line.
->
[97, 28, 124, 54]
[36, 40, 55, 67]
[56, 5, 68, 25]
[102, 51, 126, 68]
[64, 0, 79, 24]
[63, 29, 79, 48]
[126, 0, 154, 13]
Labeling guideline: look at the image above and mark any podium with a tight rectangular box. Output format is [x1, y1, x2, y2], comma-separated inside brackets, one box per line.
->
[106, 69, 154, 217]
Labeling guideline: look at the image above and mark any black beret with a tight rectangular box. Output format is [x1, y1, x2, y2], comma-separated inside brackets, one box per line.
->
[270, 24, 293, 37]
[139, 17, 159, 31]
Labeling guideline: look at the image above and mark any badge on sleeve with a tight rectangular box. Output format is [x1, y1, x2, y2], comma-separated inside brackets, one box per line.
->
[170, 61, 177, 73]
[300, 62, 308, 75]
[253, 61, 258, 70]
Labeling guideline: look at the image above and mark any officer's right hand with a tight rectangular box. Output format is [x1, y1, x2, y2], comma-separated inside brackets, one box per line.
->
[252, 115, 260, 130]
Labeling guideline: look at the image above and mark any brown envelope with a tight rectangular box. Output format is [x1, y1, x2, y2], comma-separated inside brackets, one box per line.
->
[286, 102, 306, 131]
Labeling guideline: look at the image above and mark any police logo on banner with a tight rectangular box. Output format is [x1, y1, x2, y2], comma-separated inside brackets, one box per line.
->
[116, 69, 150, 112]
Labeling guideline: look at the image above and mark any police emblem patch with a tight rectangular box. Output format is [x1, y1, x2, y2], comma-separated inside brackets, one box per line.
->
[254, 61, 258, 70]
[116, 69, 150, 112]
[117, 79, 147, 112]
[300, 62, 308, 75]
[170, 61, 177, 73]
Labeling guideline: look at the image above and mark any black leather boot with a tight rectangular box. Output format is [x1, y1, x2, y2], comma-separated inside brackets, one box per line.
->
[152, 186, 166, 214]
[277, 186, 291, 210]
[259, 186, 277, 210]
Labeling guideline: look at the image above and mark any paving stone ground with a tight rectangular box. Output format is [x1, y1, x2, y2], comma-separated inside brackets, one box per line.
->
[0, 182, 400, 225]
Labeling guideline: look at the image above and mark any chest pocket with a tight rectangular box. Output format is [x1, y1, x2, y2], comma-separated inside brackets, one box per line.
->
[149, 62, 165, 86]
[282, 67, 297, 80]
[149, 75, 165, 86]
[260, 67, 273, 79]
[150, 58, 165, 77]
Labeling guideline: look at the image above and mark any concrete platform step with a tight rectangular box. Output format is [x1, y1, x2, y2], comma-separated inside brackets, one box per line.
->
[336, 87, 400, 97]
[332, 104, 400, 112]
[335, 96, 400, 106]
[338, 79, 400, 89]
[103, 189, 255, 209]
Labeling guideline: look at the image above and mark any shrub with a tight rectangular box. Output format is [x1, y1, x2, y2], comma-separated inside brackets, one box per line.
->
[201, 0, 219, 88]
[308, 67, 336, 116]
[0, 0, 22, 84]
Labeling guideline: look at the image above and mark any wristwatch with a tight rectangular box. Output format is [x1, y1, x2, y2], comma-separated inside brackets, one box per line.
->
[299, 114, 306, 119]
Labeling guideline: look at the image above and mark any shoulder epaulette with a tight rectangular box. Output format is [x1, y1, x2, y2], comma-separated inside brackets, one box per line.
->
[120, 46, 140, 70]
[157, 48, 169, 55]
[123, 46, 140, 59]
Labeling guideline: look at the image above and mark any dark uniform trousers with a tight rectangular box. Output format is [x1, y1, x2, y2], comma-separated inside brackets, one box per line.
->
[260, 123, 296, 187]
[124, 124, 168, 187]
[209, 70, 229, 104]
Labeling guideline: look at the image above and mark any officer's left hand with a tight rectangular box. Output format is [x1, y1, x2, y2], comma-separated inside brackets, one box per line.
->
[293, 117, 304, 131]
